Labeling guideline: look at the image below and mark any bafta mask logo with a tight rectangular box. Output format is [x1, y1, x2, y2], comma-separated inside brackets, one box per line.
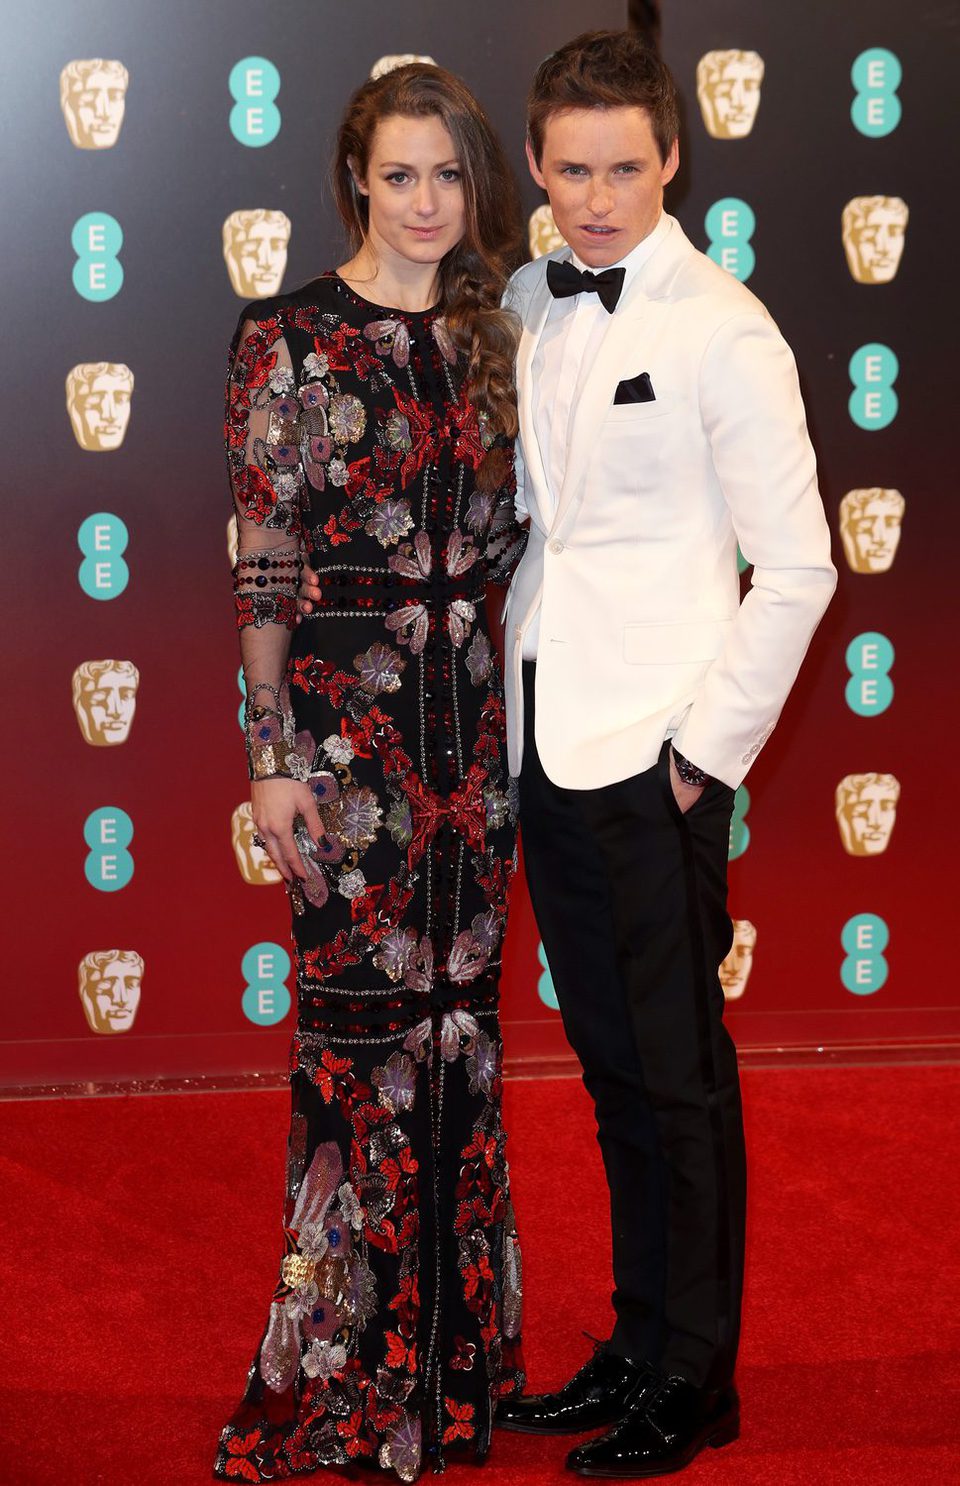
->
[839, 488, 904, 574]
[842, 197, 908, 284]
[222, 210, 291, 299]
[78, 950, 143, 1034]
[369, 54, 437, 80]
[835, 773, 900, 856]
[66, 363, 134, 452]
[697, 50, 765, 139]
[719, 920, 756, 1000]
[60, 60, 129, 149]
[528, 204, 566, 259]
[232, 802, 282, 885]
[72, 659, 139, 746]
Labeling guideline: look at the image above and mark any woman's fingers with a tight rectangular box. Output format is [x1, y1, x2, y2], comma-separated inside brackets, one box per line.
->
[260, 830, 291, 882]
[300, 796, 325, 846]
[276, 823, 308, 880]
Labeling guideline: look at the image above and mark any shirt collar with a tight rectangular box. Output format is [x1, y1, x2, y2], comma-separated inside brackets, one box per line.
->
[569, 211, 671, 290]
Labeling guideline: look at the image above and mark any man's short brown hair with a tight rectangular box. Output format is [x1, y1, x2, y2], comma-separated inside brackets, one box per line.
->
[528, 31, 680, 165]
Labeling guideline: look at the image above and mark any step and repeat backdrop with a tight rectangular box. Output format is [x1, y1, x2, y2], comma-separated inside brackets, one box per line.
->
[2, 0, 955, 1088]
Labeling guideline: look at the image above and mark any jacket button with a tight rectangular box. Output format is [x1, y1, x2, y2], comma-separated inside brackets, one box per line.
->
[549, 539, 564, 554]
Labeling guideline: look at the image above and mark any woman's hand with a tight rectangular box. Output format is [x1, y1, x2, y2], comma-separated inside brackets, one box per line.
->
[296, 563, 322, 622]
[250, 777, 323, 881]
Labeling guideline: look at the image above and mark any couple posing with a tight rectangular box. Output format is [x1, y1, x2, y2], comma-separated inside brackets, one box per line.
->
[217, 30, 835, 1484]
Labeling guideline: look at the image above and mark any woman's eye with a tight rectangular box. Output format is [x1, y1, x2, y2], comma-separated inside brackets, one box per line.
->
[439, 169, 461, 182]
[386, 172, 409, 185]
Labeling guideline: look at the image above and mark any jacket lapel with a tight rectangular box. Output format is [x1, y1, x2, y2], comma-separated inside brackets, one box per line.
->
[550, 216, 687, 535]
[515, 265, 556, 529]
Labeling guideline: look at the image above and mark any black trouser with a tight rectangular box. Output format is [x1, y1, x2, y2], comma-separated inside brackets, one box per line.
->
[518, 663, 746, 1389]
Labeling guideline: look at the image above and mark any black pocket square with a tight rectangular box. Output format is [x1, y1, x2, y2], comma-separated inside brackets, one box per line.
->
[613, 372, 656, 405]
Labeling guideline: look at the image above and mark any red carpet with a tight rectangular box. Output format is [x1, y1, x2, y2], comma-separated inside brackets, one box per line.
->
[2, 1067, 959, 1485]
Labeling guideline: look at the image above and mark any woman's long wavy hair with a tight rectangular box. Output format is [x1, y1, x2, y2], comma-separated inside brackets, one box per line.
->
[333, 64, 523, 479]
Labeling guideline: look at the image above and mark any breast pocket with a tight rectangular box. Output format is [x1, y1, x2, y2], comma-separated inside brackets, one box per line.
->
[604, 393, 676, 429]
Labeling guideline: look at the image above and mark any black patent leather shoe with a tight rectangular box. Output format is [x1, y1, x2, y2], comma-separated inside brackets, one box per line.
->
[566, 1374, 739, 1476]
[496, 1344, 658, 1435]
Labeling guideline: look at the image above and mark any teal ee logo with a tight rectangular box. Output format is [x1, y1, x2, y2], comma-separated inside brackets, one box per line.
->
[229, 58, 281, 146]
[78, 513, 129, 599]
[242, 942, 291, 1025]
[851, 49, 902, 137]
[848, 342, 898, 430]
[536, 941, 559, 1011]
[84, 807, 134, 891]
[841, 912, 889, 995]
[845, 631, 894, 716]
[705, 198, 755, 282]
[729, 785, 750, 861]
[72, 212, 123, 301]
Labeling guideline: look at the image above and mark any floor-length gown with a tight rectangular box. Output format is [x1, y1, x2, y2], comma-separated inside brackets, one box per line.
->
[214, 274, 526, 1482]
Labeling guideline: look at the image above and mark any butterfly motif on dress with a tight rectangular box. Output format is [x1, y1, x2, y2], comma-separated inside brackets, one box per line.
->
[432, 317, 457, 366]
[363, 319, 411, 369]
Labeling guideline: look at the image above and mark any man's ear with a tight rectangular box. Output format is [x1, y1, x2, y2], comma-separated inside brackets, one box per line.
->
[525, 136, 547, 191]
[661, 135, 680, 189]
[348, 154, 369, 197]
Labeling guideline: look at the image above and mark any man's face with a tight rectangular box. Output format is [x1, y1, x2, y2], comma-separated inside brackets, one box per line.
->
[62, 64, 127, 149]
[69, 370, 133, 450]
[78, 667, 137, 744]
[836, 778, 899, 856]
[80, 955, 142, 1033]
[843, 198, 908, 283]
[840, 490, 903, 573]
[697, 53, 764, 139]
[719, 921, 756, 1000]
[527, 107, 678, 269]
[225, 214, 291, 297]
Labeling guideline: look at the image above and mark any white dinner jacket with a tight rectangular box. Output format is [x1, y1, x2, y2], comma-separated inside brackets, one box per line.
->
[503, 213, 837, 790]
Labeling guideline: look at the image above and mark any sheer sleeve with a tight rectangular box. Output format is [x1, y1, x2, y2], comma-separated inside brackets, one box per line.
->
[483, 439, 528, 585]
[225, 316, 304, 781]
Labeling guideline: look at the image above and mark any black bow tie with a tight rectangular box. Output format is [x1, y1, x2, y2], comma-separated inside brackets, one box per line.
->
[546, 258, 626, 314]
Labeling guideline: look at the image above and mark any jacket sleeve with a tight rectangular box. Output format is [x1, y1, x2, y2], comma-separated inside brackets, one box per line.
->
[670, 309, 837, 788]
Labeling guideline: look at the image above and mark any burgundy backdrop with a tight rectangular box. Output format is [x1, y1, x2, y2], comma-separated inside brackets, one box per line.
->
[2, 0, 956, 1090]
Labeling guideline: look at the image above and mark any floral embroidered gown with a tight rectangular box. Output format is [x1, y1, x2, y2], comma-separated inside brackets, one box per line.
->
[215, 274, 527, 1483]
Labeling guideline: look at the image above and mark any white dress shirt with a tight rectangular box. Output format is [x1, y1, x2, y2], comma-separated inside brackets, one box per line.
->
[523, 213, 671, 659]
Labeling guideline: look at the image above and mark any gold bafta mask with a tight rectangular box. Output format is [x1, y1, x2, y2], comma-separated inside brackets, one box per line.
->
[835, 774, 900, 856]
[72, 660, 139, 746]
[222, 210, 292, 299]
[719, 920, 756, 1000]
[60, 59, 129, 149]
[78, 950, 143, 1034]
[528, 204, 566, 259]
[697, 50, 765, 139]
[842, 197, 908, 284]
[232, 802, 282, 885]
[65, 363, 134, 451]
[227, 513, 239, 569]
[839, 488, 905, 574]
[369, 54, 437, 80]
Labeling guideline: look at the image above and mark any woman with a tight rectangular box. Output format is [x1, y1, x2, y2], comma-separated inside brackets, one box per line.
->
[215, 64, 527, 1483]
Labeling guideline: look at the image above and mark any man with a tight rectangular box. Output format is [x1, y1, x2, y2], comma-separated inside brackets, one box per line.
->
[497, 32, 834, 1476]
[300, 31, 836, 1477]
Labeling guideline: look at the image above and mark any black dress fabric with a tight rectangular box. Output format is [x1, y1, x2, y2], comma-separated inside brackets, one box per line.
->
[215, 274, 526, 1482]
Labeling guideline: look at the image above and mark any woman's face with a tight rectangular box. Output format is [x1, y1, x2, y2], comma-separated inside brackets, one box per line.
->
[355, 113, 467, 271]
